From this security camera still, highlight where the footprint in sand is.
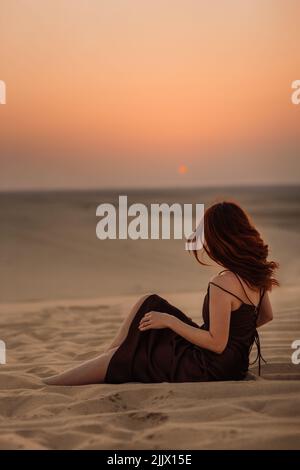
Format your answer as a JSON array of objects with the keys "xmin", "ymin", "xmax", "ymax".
[{"xmin": 126, "ymin": 411, "xmax": 168, "ymax": 428}]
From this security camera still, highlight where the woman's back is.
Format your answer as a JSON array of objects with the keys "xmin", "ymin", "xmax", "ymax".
[{"xmin": 209, "ymin": 270, "xmax": 262, "ymax": 311}]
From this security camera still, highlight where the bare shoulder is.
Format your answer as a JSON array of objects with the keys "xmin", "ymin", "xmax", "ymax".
[
  {"xmin": 208, "ymin": 272, "xmax": 239, "ymax": 305},
  {"xmin": 209, "ymin": 271, "xmax": 238, "ymax": 290},
  {"xmin": 209, "ymin": 272, "xmax": 235, "ymax": 310}
]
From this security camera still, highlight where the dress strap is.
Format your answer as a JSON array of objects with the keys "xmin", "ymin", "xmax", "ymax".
[
  {"xmin": 231, "ymin": 272, "xmax": 256, "ymax": 307},
  {"xmin": 217, "ymin": 269, "xmax": 267, "ymax": 376},
  {"xmin": 250, "ymin": 330, "xmax": 267, "ymax": 376},
  {"xmin": 256, "ymin": 288, "xmax": 266, "ymax": 313},
  {"xmin": 209, "ymin": 282, "xmax": 245, "ymax": 304},
  {"xmin": 217, "ymin": 269, "xmax": 260, "ymax": 309}
]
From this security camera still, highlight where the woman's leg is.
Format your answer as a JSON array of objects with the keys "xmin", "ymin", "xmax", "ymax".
[
  {"xmin": 105, "ymin": 294, "xmax": 154, "ymax": 352},
  {"xmin": 43, "ymin": 347, "xmax": 118, "ymax": 386},
  {"xmin": 43, "ymin": 294, "xmax": 156, "ymax": 386}
]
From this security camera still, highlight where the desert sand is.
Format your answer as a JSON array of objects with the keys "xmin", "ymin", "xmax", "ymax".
[
  {"xmin": 0, "ymin": 289, "xmax": 300, "ymax": 450},
  {"xmin": 0, "ymin": 187, "xmax": 299, "ymax": 449}
]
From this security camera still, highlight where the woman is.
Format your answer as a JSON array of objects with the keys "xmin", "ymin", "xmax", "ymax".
[{"xmin": 44, "ymin": 201, "xmax": 278, "ymax": 386}]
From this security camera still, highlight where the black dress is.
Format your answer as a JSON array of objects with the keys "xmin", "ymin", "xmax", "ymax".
[{"xmin": 104, "ymin": 273, "xmax": 265, "ymax": 383}]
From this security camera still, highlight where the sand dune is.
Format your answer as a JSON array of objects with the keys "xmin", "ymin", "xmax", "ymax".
[
  {"xmin": 0, "ymin": 188, "xmax": 299, "ymax": 449},
  {"xmin": 0, "ymin": 290, "xmax": 299, "ymax": 450}
]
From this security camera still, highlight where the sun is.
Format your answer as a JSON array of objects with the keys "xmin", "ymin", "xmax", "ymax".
[{"xmin": 177, "ymin": 164, "xmax": 188, "ymax": 175}]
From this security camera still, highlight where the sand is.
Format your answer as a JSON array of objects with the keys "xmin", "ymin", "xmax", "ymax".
[
  {"xmin": 0, "ymin": 187, "xmax": 299, "ymax": 449},
  {"xmin": 0, "ymin": 288, "xmax": 299, "ymax": 450}
]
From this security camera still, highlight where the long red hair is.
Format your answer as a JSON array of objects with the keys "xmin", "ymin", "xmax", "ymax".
[{"xmin": 193, "ymin": 201, "xmax": 279, "ymax": 291}]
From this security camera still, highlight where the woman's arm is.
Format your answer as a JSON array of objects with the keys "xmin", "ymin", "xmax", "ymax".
[
  {"xmin": 256, "ymin": 291, "xmax": 273, "ymax": 328},
  {"xmin": 166, "ymin": 314, "xmax": 229, "ymax": 354},
  {"xmin": 139, "ymin": 284, "xmax": 231, "ymax": 354}
]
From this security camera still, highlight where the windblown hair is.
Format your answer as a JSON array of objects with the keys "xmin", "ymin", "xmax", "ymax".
[{"xmin": 192, "ymin": 201, "xmax": 279, "ymax": 291}]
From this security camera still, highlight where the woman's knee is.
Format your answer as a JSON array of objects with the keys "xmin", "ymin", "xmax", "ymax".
[
  {"xmin": 138, "ymin": 293, "xmax": 157, "ymax": 303},
  {"xmin": 137, "ymin": 293, "xmax": 161, "ymax": 307}
]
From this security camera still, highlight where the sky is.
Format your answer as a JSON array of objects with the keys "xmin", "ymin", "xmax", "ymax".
[{"xmin": 0, "ymin": 0, "xmax": 299, "ymax": 190}]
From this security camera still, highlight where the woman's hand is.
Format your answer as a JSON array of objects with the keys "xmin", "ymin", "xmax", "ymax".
[{"xmin": 138, "ymin": 311, "xmax": 172, "ymax": 331}]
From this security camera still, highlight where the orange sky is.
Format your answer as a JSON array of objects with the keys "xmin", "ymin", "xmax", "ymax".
[{"xmin": 0, "ymin": 0, "xmax": 299, "ymax": 189}]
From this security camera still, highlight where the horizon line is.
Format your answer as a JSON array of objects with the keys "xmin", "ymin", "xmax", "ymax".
[{"xmin": 0, "ymin": 182, "xmax": 299, "ymax": 194}]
